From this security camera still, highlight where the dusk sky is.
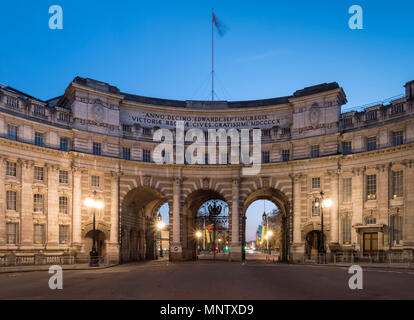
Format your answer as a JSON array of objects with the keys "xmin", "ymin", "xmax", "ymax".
[
  {"xmin": 0, "ymin": 0, "xmax": 413, "ymax": 109},
  {"xmin": 1, "ymin": 1, "xmax": 412, "ymax": 241}
]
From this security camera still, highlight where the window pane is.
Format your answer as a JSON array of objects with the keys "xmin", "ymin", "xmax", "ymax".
[
  {"xmin": 312, "ymin": 177, "xmax": 320, "ymax": 189},
  {"xmin": 33, "ymin": 194, "xmax": 44, "ymax": 213},
  {"xmin": 366, "ymin": 175, "xmax": 377, "ymax": 200},
  {"xmin": 342, "ymin": 218, "xmax": 351, "ymax": 244},
  {"xmin": 6, "ymin": 191, "xmax": 17, "ymax": 211},
  {"xmin": 392, "ymin": 171, "xmax": 403, "ymax": 198},
  {"xmin": 342, "ymin": 178, "xmax": 352, "ymax": 203}
]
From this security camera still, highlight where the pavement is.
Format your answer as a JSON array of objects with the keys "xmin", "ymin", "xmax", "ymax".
[{"xmin": 0, "ymin": 259, "xmax": 414, "ymax": 300}]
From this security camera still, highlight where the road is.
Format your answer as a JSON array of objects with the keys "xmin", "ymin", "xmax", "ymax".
[{"xmin": 0, "ymin": 260, "xmax": 413, "ymax": 300}]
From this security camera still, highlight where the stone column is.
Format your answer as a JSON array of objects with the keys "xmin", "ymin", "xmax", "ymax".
[
  {"xmin": 20, "ymin": 160, "xmax": 34, "ymax": 249},
  {"xmin": 170, "ymin": 177, "xmax": 182, "ymax": 261},
  {"xmin": 0, "ymin": 157, "xmax": 6, "ymax": 247},
  {"xmin": 107, "ymin": 171, "xmax": 120, "ymax": 263},
  {"xmin": 230, "ymin": 177, "xmax": 242, "ymax": 261},
  {"xmin": 404, "ymin": 161, "xmax": 414, "ymax": 245},
  {"xmin": 329, "ymin": 170, "xmax": 339, "ymax": 245},
  {"xmin": 46, "ymin": 165, "xmax": 59, "ymax": 249},
  {"xmin": 291, "ymin": 173, "xmax": 304, "ymax": 262},
  {"xmin": 72, "ymin": 167, "xmax": 82, "ymax": 248},
  {"xmin": 352, "ymin": 168, "xmax": 364, "ymax": 251},
  {"xmin": 377, "ymin": 164, "xmax": 389, "ymax": 225}
]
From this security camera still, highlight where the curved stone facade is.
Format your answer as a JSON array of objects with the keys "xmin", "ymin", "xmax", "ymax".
[{"xmin": 0, "ymin": 77, "xmax": 413, "ymax": 264}]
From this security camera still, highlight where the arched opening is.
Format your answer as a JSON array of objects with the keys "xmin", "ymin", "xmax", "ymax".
[
  {"xmin": 195, "ymin": 199, "xmax": 229, "ymax": 260},
  {"xmin": 242, "ymin": 188, "xmax": 291, "ymax": 262},
  {"xmin": 244, "ymin": 200, "xmax": 280, "ymax": 261},
  {"xmin": 121, "ymin": 186, "xmax": 169, "ymax": 263},
  {"xmin": 182, "ymin": 189, "xmax": 229, "ymax": 261},
  {"xmin": 84, "ymin": 230, "xmax": 106, "ymax": 259}
]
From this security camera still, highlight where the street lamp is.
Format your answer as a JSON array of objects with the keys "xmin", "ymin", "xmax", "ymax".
[
  {"xmin": 314, "ymin": 191, "xmax": 332, "ymax": 264},
  {"xmin": 156, "ymin": 213, "xmax": 165, "ymax": 258},
  {"xmin": 84, "ymin": 192, "xmax": 103, "ymax": 267}
]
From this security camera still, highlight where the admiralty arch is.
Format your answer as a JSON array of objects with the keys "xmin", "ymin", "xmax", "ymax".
[{"xmin": 0, "ymin": 77, "xmax": 413, "ymax": 264}]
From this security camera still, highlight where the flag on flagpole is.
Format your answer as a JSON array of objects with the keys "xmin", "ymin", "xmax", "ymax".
[{"xmin": 212, "ymin": 12, "xmax": 226, "ymax": 37}]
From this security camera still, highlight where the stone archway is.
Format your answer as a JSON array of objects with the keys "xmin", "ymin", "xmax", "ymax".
[
  {"xmin": 242, "ymin": 188, "xmax": 291, "ymax": 262},
  {"xmin": 181, "ymin": 189, "xmax": 230, "ymax": 261},
  {"xmin": 121, "ymin": 186, "xmax": 169, "ymax": 263}
]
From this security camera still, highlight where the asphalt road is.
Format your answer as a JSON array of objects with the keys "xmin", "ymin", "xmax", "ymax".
[{"xmin": 0, "ymin": 261, "xmax": 413, "ymax": 300}]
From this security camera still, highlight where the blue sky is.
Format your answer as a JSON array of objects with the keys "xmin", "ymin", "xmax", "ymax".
[
  {"xmin": 1, "ymin": 0, "xmax": 412, "ymax": 243},
  {"xmin": 0, "ymin": 0, "xmax": 413, "ymax": 108},
  {"xmin": 158, "ymin": 200, "xmax": 277, "ymax": 242}
]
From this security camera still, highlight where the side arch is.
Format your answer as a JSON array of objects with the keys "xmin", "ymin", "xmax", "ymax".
[{"xmin": 241, "ymin": 187, "xmax": 292, "ymax": 262}]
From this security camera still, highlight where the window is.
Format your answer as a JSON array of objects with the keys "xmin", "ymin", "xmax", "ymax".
[
  {"xmin": 205, "ymin": 153, "xmax": 209, "ymax": 165},
  {"xmin": 342, "ymin": 141, "xmax": 352, "ymax": 155},
  {"xmin": 6, "ymin": 96, "xmax": 19, "ymax": 108},
  {"xmin": 281, "ymin": 128, "xmax": 291, "ymax": 135},
  {"xmin": 122, "ymin": 147, "xmax": 131, "ymax": 160},
  {"xmin": 143, "ymin": 149, "xmax": 151, "ymax": 162},
  {"xmin": 7, "ymin": 125, "xmax": 18, "ymax": 140},
  {"xmin": 93, "ymin": 142, "xmax": 102, "ymax": 155},
  {"xmin": 34, "ymin": 166, "xmax": 44, "ymax": 181},
  {"xmin": 312, "ymin": 200, "xmax": 320, "ymax": 217},
  {"xmin": 391, "ymin": 104, "xmax": 404, "ymax": 115},
  {"xmin": 122, "ymin": 124, "xmax": 132, "ymax": 133},
  {"xmin": 367, "ymin": 136, "xmax": 377, "ymax": 151},
  {"xmin": 365, "ymin": 110, "xmax": 377, "ymax": 121},
  {"xmin": 6, "ymin": 190, "xmax": 16, "ymax": 211},
  {"xmin": 366, "ymin": 174, "xmax": 377, "ymax": 200},
  {"xmin": 142, "ymin": 128, "xmax": 152, "ymax": 136},
  {"xmin": 6, "ymin": 223, "xmax": 18, "ymax": 245},
  {"xmin": 33, "ymin": 224, "xmax": 45, "ymax": 244},
  {"xmin": 262, "ymin": 151, "xmax": 270, "ymax": 164},
  {"xmin": 91, "ymin": 175, "xmax": 100, "ymax": 187},
  {"xmin": 59, "ymin": 196, "xmax": 68, "ymax": 214},
  {"xmin": 34, "ymin": 132, "xmax": 44, "ymax": 146},
  {"xmin": 365, "ymin": 217, "xmax": 377, "ymax": 225},
  {"xmin": 392, "ymin": 171, "xmax": 403, "ymax": 199},
  {"xmin": 390, "ymin": 215, "xmax": 403, "ymax": 245},
  {"xmin": 262, "ymin": 129, "xmax": 271, "ymax": 137},
  {"xmin": 59, "ymin": 225, "xmax": 69, "ymax": 244},
  {"xmin": 59, "ymin": 170, "xmax": 69, "ymax": 184},
  {"xmin": 33, "ymin": 105, "xmax": 45, "ymax": 116},
  {"xmin": 310, "ymin": 145, "xmax": 320, "ymax": 158},
  {"xmin": 342, "ymin": 118, "xmax": 353, "ymax": 128},
  {"xmin": 58, "ymin": 112, "xmax": 70, "ymax": 122},
  {"xmin": 342, "ymin": 217, "xmax": 352, "ymax": 245},
  {"xmin": 342, "ymin": 178, "xmax": 352, "ymax": 203},
  {"xmin": 6, "ymin": 161, "xmax": 16, "ymax": 177},
  {"xmin": 392, "ymin": 131, "xmax": 404, "ymax": 146},
  {"xmin": 60, "ymin": 137, "xmax": 69, "ymax": 151},
  {"xmin": 312, "ymin": 177, "xmax": 320, "ymax": 190},
  {"xmin": 33, "ymin": 194, "xmax": 44, "ymax": 213},
  {"xmin": 282, "ymin": 149, "xmax": 290, "ymax": 162}
]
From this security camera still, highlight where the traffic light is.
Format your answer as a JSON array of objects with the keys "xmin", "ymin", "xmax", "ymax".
[{"xmin": 224, "ymin": 246, "xmax": 229, "ymax": 251}]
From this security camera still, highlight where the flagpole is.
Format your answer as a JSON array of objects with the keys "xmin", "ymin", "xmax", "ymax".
[{"xmin": 212, "ymin": 8, "xmax": 214, "ymax": 102}]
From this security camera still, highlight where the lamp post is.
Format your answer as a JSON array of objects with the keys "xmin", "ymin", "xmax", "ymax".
[
  {"xmin": 156, "ymin": 213, "xmax": 165, "ymax": 258},
  {"xmin": 196, "ymin": 231, "xmax": 202, "ymax": 255},
  {"xmin": 262, "ymin": 212, "xmax": 271, "ymax": 254},
  {"xmin": 84, "ymin": 192, "xmax": 103, "ymax": 267},
  {"xmin": 315, "ymin": 191, "xmax": 332, "ymax": 264}
]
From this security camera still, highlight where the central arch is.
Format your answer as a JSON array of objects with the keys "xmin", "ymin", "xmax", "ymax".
[
  {"xmin": 121, "ymin": 186, "xmax": 169, "ymax": 263},
  {"xmin": 182, "ymin": 189, "xmax": 230, "ymax": 261},
  {"xmin": 242, "ymin": 187, "xmax": 291, "ymax": 262}
]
